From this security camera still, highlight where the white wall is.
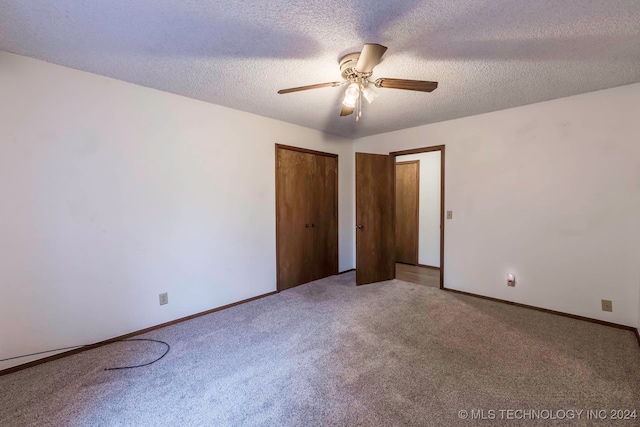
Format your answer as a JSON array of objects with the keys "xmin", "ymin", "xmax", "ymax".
[
  {"xmin": 355, "ymin": 84, "xmax": 640, "ymax": 327},
  {"xmin": 0, "ymin": 52, "xmax": 354, "ymax": 370},
  {"xmin": 396, "ymin": 152, "xmax": 441, "ymax": 267}
]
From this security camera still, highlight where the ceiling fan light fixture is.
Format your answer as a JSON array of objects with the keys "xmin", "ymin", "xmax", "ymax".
[
  {"xmin": 362, "ymin": 86, "xmax": 378, "ymax": 104},
  {"xmin": 342, "ymin": 83, "xmax": 360, "ymax": 107},
  {"xmin": 342, "ymin": 97, "xmax": 356, "ymax": 108}
]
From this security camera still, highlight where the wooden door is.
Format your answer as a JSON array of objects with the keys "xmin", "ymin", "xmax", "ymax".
[
  {"xmin": 310, "ymin": 154, "xmax": 339, "ymax": 281},
  {"xmin": 276, "ymin": 148, "xmax": 314, "ymax": 290},
  {"xmin": 395, "ymin": 161, "xmax": 419, "ymax": 265},
  {"xmin": 276, "ymin": 145, "xmax": 339, "ymax": 291},
  {"xmin": 355, "ymin": 153, "xmax": 396, "ymax": 285}
]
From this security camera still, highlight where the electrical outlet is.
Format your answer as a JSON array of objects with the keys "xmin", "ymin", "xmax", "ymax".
[
  {"xmin": 447, "ymin": 210, "xmax": 453, "ymax": 219},
  {"xmin": 159, "ymin": 292, "xmax": 168, "ymax": 306},
  {"xmin": 601, "ymin": 299, "xmax": 612, "ymax": 312}
]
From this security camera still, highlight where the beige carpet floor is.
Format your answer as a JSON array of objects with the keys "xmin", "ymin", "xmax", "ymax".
[{"xmin": 1, "ymin": 271, "xmax": 639, "ymax": 426}]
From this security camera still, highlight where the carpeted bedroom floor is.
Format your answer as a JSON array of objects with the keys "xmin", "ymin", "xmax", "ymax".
[{"xmin": 1, "ymin": 271, "xmax": 639, "ymax": 427}]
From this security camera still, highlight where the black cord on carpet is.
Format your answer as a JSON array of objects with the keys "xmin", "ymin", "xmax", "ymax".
[
  {"xmin": 0, "ymin": 338, "xmax": 170, "ymax": 371},
  {"xmin": 103, "ymin": 339, "xmax": 170, "ymax": 371}
]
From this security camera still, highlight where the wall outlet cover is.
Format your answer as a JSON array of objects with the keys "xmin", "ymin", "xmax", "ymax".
[
  {"xmin": 601, "ymin": 299, "xmax": 612, "ymax": 312},
  {"xmin": 159, "ymin": 292, "xmax": 169, "ymax": 306}
]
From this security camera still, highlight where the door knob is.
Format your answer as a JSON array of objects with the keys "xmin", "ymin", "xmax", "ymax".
[
  {"xmin": 311, "ymin": 223, "xmax": 316, "ymax": 228},
  {"xmin": 306, "ymin": 224, "xmax": 310, "ymax": 228},
  {"xmin": 356, "ymin": 225, "xmax": 364, "ymax": 230}
]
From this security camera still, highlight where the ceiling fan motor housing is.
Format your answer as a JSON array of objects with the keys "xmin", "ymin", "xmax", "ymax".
[{"xmin": 339, "ymin": 53, "xmax": 372, "ymax": 82}]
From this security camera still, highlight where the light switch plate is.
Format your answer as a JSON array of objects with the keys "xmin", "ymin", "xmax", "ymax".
[
  {"xmin": 601, "ymin": 299, "xmax": 612, "ymax": 312},
  {"xmin": 446, "ymin": 211, "xmax": 453, "ymax": 219}
]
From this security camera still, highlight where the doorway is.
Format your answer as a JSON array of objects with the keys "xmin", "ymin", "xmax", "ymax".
[
  {"xmin": 354, "ymin": 146, "xmax": 445, "ymax": 289},
  {"xmin": 392, "ymin": 146, "xmax": 444, "ymax": 288}
]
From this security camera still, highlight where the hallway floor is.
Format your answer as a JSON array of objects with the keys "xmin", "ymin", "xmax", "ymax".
[{"xmin": 395, "ymin": 262, "xmax": 440, "ymax": 288}]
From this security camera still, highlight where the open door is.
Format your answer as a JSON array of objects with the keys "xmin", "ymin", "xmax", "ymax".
[{"xmin": 355, "ymin": 153, "xmax": 396, "ymax": 285}]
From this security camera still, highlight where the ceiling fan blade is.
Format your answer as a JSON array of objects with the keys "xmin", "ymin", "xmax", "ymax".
[
  {"xmin": 355, "ymin": 44, "xmax": 388, "ymax": 74},
  {"xmin": 340, "ymin": 105, "xmax": 354, "ymax": 116},
  {"xmin": 277, "ymin": 82, "xmax": 342, "ymax": 94},
  {"xmin": 374, "ymin": 78, "xmax": 438, "ymax": 92}
]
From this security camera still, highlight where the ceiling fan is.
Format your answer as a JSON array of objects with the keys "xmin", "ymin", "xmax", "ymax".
[{"xmin": 277, "ymin": 44, "xmax": 438, "ymax": 122}]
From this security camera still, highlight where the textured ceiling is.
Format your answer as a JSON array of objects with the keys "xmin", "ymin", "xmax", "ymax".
[{"xmin": 1, "ymin": 1, "xmax": 639, "ymax": 138}]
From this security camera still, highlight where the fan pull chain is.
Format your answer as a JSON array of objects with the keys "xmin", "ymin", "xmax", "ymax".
[
  {"xmin": 359, "ymin": 81, "xmax": 363, "ymax": 118},
  {"xmin": 359, "ymin": 80, "xmax": 364, "ymax": 117},
  {"xmin": 356, "ymin": 81, "xmax": 362, "ymax": 122}
]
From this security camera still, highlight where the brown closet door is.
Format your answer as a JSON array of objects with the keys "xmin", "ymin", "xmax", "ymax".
[
  {"xmin": 310, "ymin": 155, "xmax": 338, "ymax": 281},
  {"xmin": 395, "ymin": 161, "xmax": 419, "ymax": 265},
  {"xmin": 276, "ymin": 145, "xmax": 339, "ymax": 291},
  {"xmin": 276, "ymin": 148, "xmax": 314, "ymax": 290}
]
